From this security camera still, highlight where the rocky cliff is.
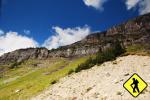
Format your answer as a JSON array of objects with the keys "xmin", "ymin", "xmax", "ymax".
[
  {"xmin": 48, "ymin": 12, "xmax": 150, "ymax": 57},
  {"xmin": 0, "ymin": 13, "xmax": 150, "ymax": 65},
  {"xmin": 0, "ymin": 48, "xmax": 49, "ymax": 64}
]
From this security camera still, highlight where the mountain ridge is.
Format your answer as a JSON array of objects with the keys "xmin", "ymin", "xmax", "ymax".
[{"xmin": 0, "ymin": 12, "xmax": 150, "ymax": 65}]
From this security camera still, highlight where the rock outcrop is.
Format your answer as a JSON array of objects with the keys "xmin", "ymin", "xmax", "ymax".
[
  {"xmin": 0, "ymin": 48, "xmax": 49, "ymax": 64},
  {"xmin": 48, "ymin": 13, "xmax": 150, "ymax": 57},
  {"xmin": 0, "ymin": 13, "xmax": 150, "ymax": 64}
]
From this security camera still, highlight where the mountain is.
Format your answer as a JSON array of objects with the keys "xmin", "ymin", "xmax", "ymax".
[
  {"xmin": 0, "ymin": 13, "xmax": 150, "ymax": 100},
  {"xmin": 0, "ymin": 13, "xmax": 150, "ymax": 65}
]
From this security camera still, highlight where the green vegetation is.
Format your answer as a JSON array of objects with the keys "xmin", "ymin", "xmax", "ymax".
[
  {"xmin": 67, "ymin": 69, "xmax": 75, "ymax": 75},
  {"xmin": 126, "ymin": 44, "xmax": 150, "ymax": 56},
  {"xmin": 75, "ymin": 43, "xmax": 150, "ymax": 73},
  {"xmin": 50, "ymin": 80, "xmax": 58, "ymax": 84},
  {"xmin": 127, "ymin": 44, "xmax": 145, "ymax": 52},
  {"xmin": 1, "ymin": 42, "xmax": 149, "ymax": 100},
  {"xmin": 75, "ymin": 42, "xmax": 125, "ymax": 72},
  {"xmin": 0, "ymin": 57, "xmax": 88, "ymax": 100},
  {"xmin": 9, "ymin": 61, "xmax": 22, "ymax": 69}
]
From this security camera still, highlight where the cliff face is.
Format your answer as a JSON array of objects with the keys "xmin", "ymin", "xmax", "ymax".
[
  {"xmin": 0, "ymin": 13, "xmax": 150, "ymax": 64},
  {"xmin": 48, "ymin": 13, "xmax": 150, "ymax": 57},
  {"xmin": 0, "ymin": 48, "xmax": 49, "ymax": 64}
]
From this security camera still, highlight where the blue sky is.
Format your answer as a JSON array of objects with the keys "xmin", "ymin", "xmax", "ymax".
[{"xmin": 0, "ymin": 0, "xmax": 150, "ymax": 55}]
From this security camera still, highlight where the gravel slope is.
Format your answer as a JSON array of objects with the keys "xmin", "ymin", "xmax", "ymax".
[{"xmin": 32, "ymin": 55, "xmax": 150, "ymax": 100}]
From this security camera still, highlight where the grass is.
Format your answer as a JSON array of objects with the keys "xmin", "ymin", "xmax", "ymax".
[
  {"xmin": 0, "ymin": 43, "xmax": 149, "ymax": 100},
  {"xmin": 0, "ymin": 56, "xmax": 88, "ymax": 100},
  {"xmin": 125, "ymin": 44, "xmax": 150, "ymax": 56}
]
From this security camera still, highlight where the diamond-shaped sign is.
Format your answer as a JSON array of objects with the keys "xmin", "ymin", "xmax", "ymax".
[{"xmin": 123, "ymin": 73, "xmax": 148, "ymax": 97}]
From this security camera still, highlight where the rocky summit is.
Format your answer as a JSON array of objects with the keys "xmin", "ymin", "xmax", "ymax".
[{"xmin": 0, "ymin": 13, "xmax": 150, "ymax": 65}]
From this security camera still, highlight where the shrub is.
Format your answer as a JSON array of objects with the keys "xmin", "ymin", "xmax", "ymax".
[
  {"xmin": 68, "ymin": 69, "xmax": 74, "ymax": 75},
  {"xmin": 9, "ymin": 61, "xmax": 22, "ymax": 69},
  {"xmin": 100, "ymin": 48, "xmax": 116, "ymax": 61},
  {"xmin": 75, "ymin": 41, "xmax": 125, "ymax": 72},
  {"xmin": 75, "ymin": 57, "xmax": 94, "ymax": 72},
  {"xmin": 51, "ymin": 80, "xmax": 57, "ymax": 84},
  {"xmin": 113, "ymin": 40, "xmax": 125, "ymax": 56}
]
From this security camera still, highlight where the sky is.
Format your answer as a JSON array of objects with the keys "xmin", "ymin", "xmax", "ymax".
[{"xmin": 0, "ymin": 0, "xmax": 150, "ymax": 55}]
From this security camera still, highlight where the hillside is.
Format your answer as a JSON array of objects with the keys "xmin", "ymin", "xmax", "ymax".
[
  {"xmin": 0, "ymin": 56, "xmax": 91, "ymax": 99},
  {"xmin": 32, "ymin": 55, "xmax": 150, "ymax": 100},
  {"xmin": 0, "ymin": 13, "xmax": 150, "ymax": 99}
]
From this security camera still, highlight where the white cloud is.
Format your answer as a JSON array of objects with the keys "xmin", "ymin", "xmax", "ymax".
[
  {"xmin": 43, "ymin": 26, "xmax": 91, "ymax": 49},
  {"xmin": 125, "ymin": 0, "xmax": 150, "ymax": 15},
  {"xmin": 125, "ymin": 0, "xmax": 140, "ymax": 10},
  {"xmin": 138, "ymin": 0, "xmax": 150, "ymax": 14},
  {"xmin": 0, "ymin": 31, "xmax": 38, "ymax": 56},
  {"xmin": 83, "ymin": 0, "xmax": 107, "ymax": 10}
]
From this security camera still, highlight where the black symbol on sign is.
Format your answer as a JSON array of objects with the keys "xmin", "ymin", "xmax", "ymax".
[{"xmin": 130, "ymin": 78, "xmax": 140, "ymax": 93}]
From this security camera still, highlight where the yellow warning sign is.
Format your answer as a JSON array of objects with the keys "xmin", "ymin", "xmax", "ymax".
[{"xmin": 123, "ymin": 73, "xmax": 148, "ymax": 97}]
